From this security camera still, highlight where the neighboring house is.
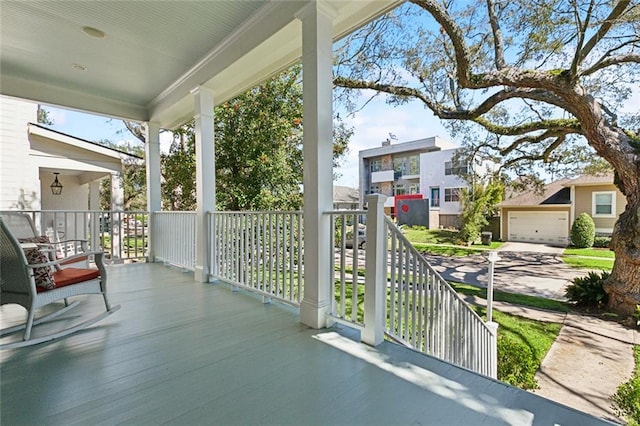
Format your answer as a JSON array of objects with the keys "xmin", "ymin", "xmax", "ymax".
[
  {"xmin": 333, "ymin": 185, "xmax": 359, "ymax": 210},
  {"xmin": 0, "ymin": 96, "xmax": 140, "ymax": 236},
  {"xmin": 499, "ymin": 174, "xmax": 625, "ymax": 246},
  {"xmin": 358, "ymin": 136, "xmax": 494, "ymax": 228}
]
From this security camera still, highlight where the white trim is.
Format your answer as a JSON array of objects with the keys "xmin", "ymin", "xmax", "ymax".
[
  {"xmin": 569, "ymin": 185, "xmax": 575, "ymax": 226},
  {"xmin": 595, "ymin": 228, "xmax": 614, "ymax": 235},
  {"xmin": 592, "ymin": 191, "xmax": 616, "ymax": 218}
]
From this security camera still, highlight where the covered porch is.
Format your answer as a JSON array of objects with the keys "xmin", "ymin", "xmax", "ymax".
[{"xmin": 0, "ymin": 262, "xmax": 604, "ymax": 425}]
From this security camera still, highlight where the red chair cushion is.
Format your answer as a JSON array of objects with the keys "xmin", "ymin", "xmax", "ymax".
[{"xmin": 36, "ymin": 268, "xmax": 101, "ymax": 293}]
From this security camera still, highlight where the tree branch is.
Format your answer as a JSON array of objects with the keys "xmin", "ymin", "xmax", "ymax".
[
  {"xmin": 486, "ymin": 0, "xmax": 506, "ymax": 70},
  {"xmin": 578, "ymin": 0, "xmax": 632, "ymax": 64},
  {"xmin": 569, "ymin": 0, "xmax": 594, "ymax": 78},
  {"xmin": 409, "ymin": 0, "xmax": 473, "ymax": 86},
  {"xmin": 581, "ymin": 53, "xmax": 640, "ymax": 76}
]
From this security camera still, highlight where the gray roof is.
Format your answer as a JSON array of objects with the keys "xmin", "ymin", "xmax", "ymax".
[{"xmin": 333, "ymin": 186, "xmax": 359, "ymax": 203}]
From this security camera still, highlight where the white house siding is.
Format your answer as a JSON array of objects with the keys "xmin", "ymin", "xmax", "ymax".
[
  {"xmin": 419, "ymin": 148, "xmax": 466, "ymax": 216},
  {"xmin": 0, "ymin": 96, "xmax": 40, "ymax": 210}
]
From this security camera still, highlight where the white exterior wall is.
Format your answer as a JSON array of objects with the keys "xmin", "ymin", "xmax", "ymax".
[
  {"xmin": 0, "ymin": 96, "xmax": 40, "ymax": 210},
  {"xmin": 419, "ymin": 148, "xmax": 466, "ymax": 215}
]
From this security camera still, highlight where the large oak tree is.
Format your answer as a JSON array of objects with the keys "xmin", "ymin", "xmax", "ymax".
[{"xmin": 335, "ymin": 0, "xmax": 640, "ymax": 314}]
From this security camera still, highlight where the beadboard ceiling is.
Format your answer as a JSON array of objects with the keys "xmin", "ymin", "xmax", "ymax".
[{"xmin": 0, "ymin": 0, "xmax": 399, "ymax": 129}]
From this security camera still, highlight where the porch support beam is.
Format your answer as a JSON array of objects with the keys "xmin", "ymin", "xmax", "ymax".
[
  {"xmin": 298, "ymin": 2, "xmax": 336, "ymax": 329},
  {"xmin": 192, "ymin": 86, "xmax": 215, "ymax": 282},
  {"xmin": 110, "ymin": 172, "xmax": 124, "ymax": 261},
  {"xmin": 145, "ymin": 121, "xmax": 162, "ymax": 262}
]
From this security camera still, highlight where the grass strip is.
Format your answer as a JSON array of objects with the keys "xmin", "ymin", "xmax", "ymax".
[
  {"xmin": 564, "ymin": 247, "xmax": 615, "ymax": 258},
  {"xmin": 449, "ymin": 282, "xmax": 570, "ymax": 313},
  {"xmin": 562, "ymin": 256, "xmax": 614, "ymax": 271}
]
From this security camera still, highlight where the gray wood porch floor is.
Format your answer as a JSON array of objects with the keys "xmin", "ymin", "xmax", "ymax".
[{"xmin": 1, "ymin": 263, "xmax": 611, "ymax": 425}]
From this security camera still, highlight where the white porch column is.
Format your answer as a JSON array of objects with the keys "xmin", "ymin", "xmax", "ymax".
[
  {"xmin": 88, "ymin": 180, "xmax": 100, "ymax": 252},
  {"xmin": 298, "ymin": 2, "xmax": 335, "ymax": 329},
  {"xmin": 145, "ymin": 121, "xmax": 162, "ymax": 262},
  {"xmin": 192, "ymin": 86, "xmax": 215, "ymax": 282},
  {"xmin": 111, "ymin": 172, "xmax": 124, "ymax": 261},
  {"xmin": 363, "ymin": 194, "xmax": 387, "ymax": 346}
]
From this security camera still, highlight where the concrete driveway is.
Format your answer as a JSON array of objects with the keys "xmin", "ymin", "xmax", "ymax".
[{"xmin": 423, "ymin": 242, "xmax": 584, "ymax": 300}]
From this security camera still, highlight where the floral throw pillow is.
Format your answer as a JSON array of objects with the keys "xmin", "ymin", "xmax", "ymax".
[{"xmin": 23, "ymin": 248, "xmax": 55, "ymax": 290}]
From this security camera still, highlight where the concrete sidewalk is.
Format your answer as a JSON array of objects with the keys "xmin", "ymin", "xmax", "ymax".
[{"xmin": 468, "ymin": 297, "xmax": 638, "ymax": 423}]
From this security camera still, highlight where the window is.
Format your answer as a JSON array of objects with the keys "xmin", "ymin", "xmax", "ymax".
[
  {"xmin": 444, "ymin": 187, "xmax": 462, "ymax": 202},
  {"xmin": 408, "ymin": 155, "xmax": 419, "ymax": 175},
  {"xmin": 394, "ymin": 184, "xmax": 406, "ymax": 196},
  {"xmin": 370, "ymin": 159, "xmax": 382, "ymax": 173},
  {"xmin": 430, "ymin": 187, "xmax": 440, "ymax": 207},
  {"xmin": 369, "ymin": 183, "xmax": 381, "ymax": 194},
  {"xmin": 393, "ymin": 157, "xmax": 406, "ymax": 177},
  {"xmin": 592, "ymin": 191, "xmax": 616, "ymax": 217},
  {"xmin": 409, "ymin": 183, "xmax": 420, "ymax": 194},
  {"xmin": 444, "ymin": 160, "xmax": 469, "ymax": 176}
]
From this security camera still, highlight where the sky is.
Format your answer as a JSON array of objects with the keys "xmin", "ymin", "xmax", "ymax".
[
  {"xmin": 43, "ymin": 85, "xmax": 640, "ymax": 189},
  {"xmin": 45, "ymin": 93, "xmax": 451, "ymax": 189}
]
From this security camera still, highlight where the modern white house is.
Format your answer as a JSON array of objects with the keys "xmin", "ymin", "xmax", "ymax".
[
  {"xmin": 359, "ymin": 136, "xmax": 494, "ymax": 228},
  {"xmin": 0, "ymin": 2, "xmax": 607, "ymax": 424}
]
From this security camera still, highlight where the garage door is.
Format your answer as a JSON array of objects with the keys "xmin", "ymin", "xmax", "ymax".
[{"xmin": 508, "ymin": 211, "xmax": 568, "ymax": 245}]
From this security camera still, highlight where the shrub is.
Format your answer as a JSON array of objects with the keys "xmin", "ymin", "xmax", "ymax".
[
  {"xmin": 565, "ymin": 271, "xmax": 610, "ymax": 307},
  {"xmin": 570, "ymin": 213, "xmax": 596, "ymax": 248},
  {"xmin": 497, "ymin": 334, "xmax": 538, "ymax": 390},
  {"xmin": 611, "ymin": 346, "xmax": 640, "ymax": 425},
  {"xmin": 593, "ymin": 236, "xmax": 612, "ymax": 248}
]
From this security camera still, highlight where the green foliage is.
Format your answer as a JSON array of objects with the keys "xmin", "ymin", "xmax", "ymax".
[
  {"xmin": 565, "ymin": 271, "xmax": 610, "ymax": 307},
  {"xmin": 611, "ymin": 346, "xmax": 640, "ymax": 425},
  {"xmin": 458, "ymin": 180, "xmax": 504, "ymax": 245},
  {"xmin": 37, "ymin": 106, "xmax": 54, "ymax": 125},
  {"xmin": 593, "ymin": 236, "xmax": 612, "ymax": 248},
  {"xmin": 158, "ymin": 65, "xmax": 351, "ymax": 211},
  {"xmin": 570, "ymin": 213, "xmax": 596, "ymax": 248},
  {"xmin": 497, "ymin": 334, "xmax": 539, "ymax": 390},
  {"xmin": 97, "ymin": 140, "xmax": 147, "ymax": 211}
]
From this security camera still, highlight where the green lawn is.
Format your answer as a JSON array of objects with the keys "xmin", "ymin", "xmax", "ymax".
[
  {"xmin": 402, "ymin": 227, "xmax": 503, "ymax": 256},
  {"xmin": 562, "ymin": 246, "xmax": 615, "ymax": 271},
  {"xmin": 564, "ymin": 247, "xmax": 615, "ymax": 258},
  {"xmin": 450, "ymin": 282, "xmax": 570, "ymax": 312},
  {"xmin": 562, "ymin": 256, "xmax": 614, "ymax": 271}
]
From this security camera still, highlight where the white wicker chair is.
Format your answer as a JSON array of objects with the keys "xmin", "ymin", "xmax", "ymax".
[{"xmin": 0, "ymin": 219, "xmax": 120, "ymax": 349}]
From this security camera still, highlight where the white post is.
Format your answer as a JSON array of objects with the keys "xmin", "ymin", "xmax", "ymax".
[
  {"xmin": 486, "ymin": 250, "xmax": 500, "ymax": 379},
  {"xmin": 145, "ymin": 121, "xmax": 162, "ymax": 262},
  {"xmin": 486, "ymin": 250, "xmax": 500, "ymax": 322},
  {"xmin": 363, "ymin": 194, "xmax": 387, "ymax": 346},
  {"xmin": 192, "ymin": 86, "xmax": 216, "ymax": 282},
  {"xmin": 298, "ymin": 2, "xmax": 336, "ymax": 329},
  {"xmin": 88, "ymin": 180, "xmax": 100, "ymax": 252},
  {"xmin": 110, "ymin": 172, "xmax": 124, "ymax": 261}
]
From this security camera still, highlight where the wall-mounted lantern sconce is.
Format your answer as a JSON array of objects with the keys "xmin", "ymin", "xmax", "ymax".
[{"xmin": 50, "ymin": 172, "xmax": 63, "ymax": 195}]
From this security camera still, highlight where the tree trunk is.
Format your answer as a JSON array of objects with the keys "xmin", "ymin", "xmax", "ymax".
[{"xmin": 605, "ymin": 195, "xmax": 640, "ymax": 315}]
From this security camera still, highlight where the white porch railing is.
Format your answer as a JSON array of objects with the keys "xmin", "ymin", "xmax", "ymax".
[
  {"xmin": 209, "ymin": 211, "xmax": 304, "ymax": 306},
  {"xmin": 326, "ymin": 195, "xmax": 498, "ymax": 378},
  {"xmin": 154, "ymin": 211, "xmax": 196, "ymax": 270},
  {"xmin": 4, "ymin": 210, "xmax": 149, "ymax": 261},
  {"xmin": 326, "ymin": 209, "xmax": 367, "ymax": 330}
]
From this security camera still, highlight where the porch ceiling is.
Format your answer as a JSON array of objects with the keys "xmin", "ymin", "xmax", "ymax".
[{"xmin": 0, "ymin": 0, "xmax": 399, "ymax": 129}]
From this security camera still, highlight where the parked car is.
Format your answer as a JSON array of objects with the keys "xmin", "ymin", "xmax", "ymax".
[{"xmin": 345, "ymin": 225, "xmax": 366, "ymax": 249}]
